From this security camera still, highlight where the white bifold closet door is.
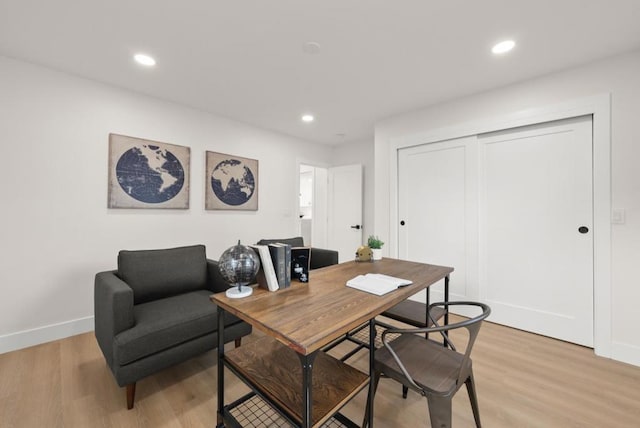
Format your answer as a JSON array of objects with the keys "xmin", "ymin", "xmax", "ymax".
[{"xmin": 398, "ymin": 115, "xmax": 594, "ymax": 347}]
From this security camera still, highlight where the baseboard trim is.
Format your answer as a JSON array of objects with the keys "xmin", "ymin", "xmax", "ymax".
[
  {"xmin": 0, "ymin": 316, "xmax": 94, "ymax": 355},
  {"xmin": 409, "ymin": 294, "xmax": 639, "ymax": 368},
  {"xmin": 2, "ymin": 316, "xmax": 639, "ymax": 367},
  {"xmin": 611, "ymin": 341, "xmax": 640, "ymax": 367}
]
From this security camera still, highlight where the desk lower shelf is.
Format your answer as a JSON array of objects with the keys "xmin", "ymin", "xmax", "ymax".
[{"xmin": 225, "ymin": 336, "xmax": 368, "ymax": 428}]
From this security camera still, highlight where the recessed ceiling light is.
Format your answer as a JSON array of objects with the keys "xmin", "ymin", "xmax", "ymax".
[
  {"xmin": 134, "ymin": 53, "xmax": 156, "ymax": 66},
  {"xmin": 301, "ymin": 114, "xmax": 314, "ymax": 123},
  {"xmin": 492, "ymin": 40, "xmax": 515, "ymax": 55},
  {"xmin": 302, "ymin": 42, "xmax": 321, "ymax": 55}
]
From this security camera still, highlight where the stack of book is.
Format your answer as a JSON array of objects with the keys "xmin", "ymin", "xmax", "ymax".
[
  {"xmin": 249, "ymin": 245, "xmax": 279, "ymax": 291},
  {"xmin": 250, "ymin": 243, "xmax": 311, "ymax": 291},
  {"xmin": 250, "ymin": 243, "xmax": 312, "ymax": 291},
  {"xmin": 268, "ymin": 243, "xmax": 291, "ymax": 289},
  {"xmin": 291, "ymin": 247, "xmax": 311, "ymax": 283}
]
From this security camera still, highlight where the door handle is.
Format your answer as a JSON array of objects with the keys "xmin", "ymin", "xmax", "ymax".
[
  {"xmin": 578, "ymin": 226, "xmax": 589, "ymax": 234},
  {"xmin": 350, "ymin": 225, "xmax": 361, "ymax": 230}
]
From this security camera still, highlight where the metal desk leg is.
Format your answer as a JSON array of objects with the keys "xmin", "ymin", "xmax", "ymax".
[
  {"xmin": 443, "ymin": 275, "xmax": 450, "ymax": 348},
  {"xmin": 368, "ymin": 318, "xmax": 376, "ymax": 427},
  {"xmin": 425, "ymin": 285, "xmax": 431, "ymax": 340},
  {"xmin": 298, "ymin": 351, "xmax": 318, "ymax": 428},
  {"xmin": 444, "ymin": 275, "xmax": 450, "ymax": 326},
  {"xmin": 217, "ymin": 308, "xmax": 225, "ymax": 428}
]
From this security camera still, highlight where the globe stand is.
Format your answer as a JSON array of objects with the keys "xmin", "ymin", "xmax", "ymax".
[
  {"xmin": 226, "ymin": 284, "xmax": 253, "ymax": 299},
  {"xmin": 219, "ymin": 240, "xmax": 260, "ymax": 299}
]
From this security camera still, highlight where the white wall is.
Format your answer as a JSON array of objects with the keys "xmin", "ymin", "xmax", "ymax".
[
  {"xmin": 0, "ymin": 56, "xmax": 332, "ymax": 352},
  {"xmin": 331, "ymin": 138, "xmax": 375, "ymax": 244},
  {"xmin": 374, "ymin": 49, "xmax": 640, "ymax": 366}
]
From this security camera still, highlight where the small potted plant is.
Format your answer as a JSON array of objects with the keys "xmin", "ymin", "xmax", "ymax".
[{"xmin": 367, "ymin": 235, "xmax": 384, "ymax": 261}]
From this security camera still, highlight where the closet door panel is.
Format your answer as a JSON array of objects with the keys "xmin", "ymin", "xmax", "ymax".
[{"xmin": 398, "ymin": 137, "xmax": 477, "ymax": 301}]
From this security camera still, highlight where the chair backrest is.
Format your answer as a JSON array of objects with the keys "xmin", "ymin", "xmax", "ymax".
[
  {"xmin": 118, "ymin": 244, "xmax": 208, "ymax": 304},
  {"xmin": 445, "ymin": 302, "xmax": 490, "ymax": 387},
  {"xmin": 382, "ymin": 301, "xmax": 491, "ymax": 392}
]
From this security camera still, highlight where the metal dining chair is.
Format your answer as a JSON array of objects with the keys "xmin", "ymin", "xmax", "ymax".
[{"xmin": 365, "ymin": 301, "xmax": 491, "ymax": 428}]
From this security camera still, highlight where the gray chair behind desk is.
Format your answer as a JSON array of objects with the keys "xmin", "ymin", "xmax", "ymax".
[
  {"xmin": 256, "ymin": 237, "xmax": 338, "ymax": 269},
  {"xmin": 381, "ymin": 300, "xmax": 446, "ymax": 329}
]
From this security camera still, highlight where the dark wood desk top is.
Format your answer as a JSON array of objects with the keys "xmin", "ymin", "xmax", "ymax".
[{"xmin": 211, "ymin": 258, "xmax": 453, "ymax": 355}]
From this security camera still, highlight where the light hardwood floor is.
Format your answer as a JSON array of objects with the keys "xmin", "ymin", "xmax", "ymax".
[{"xmin": 1, "ymin": 318, "xmax": 639, "ymax": 427}]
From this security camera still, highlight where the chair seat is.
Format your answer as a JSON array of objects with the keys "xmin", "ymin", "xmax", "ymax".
[
  {"xmin": 381, "ymin": 300, "xmax": 446, "ymax": 327},
  {"xmin": 375, "ymin": 334, "xmax": 468, "ymax": 395},
  {"xmin": 114, "ymin": 290, "xmax": 242, "ymax": 365},
  {"xmin": 365, "ymin": 302, "xmax": 490, "ymax": 428}
]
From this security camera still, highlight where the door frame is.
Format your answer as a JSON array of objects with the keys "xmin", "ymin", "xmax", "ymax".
[
  {"xmin": 296, "ymin": 160, "xmax": 330, "ymax": 248},
  {"xmin": 388, "ymin": 93, "xmax": 611, "ymax": 358}
]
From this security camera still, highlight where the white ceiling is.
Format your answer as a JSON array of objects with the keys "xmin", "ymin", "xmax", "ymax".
[{"xmin": 2, "ymin": 0, "xmax": 640, "ymax": 145}]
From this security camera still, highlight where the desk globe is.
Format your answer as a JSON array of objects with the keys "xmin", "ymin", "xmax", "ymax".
[{"xmin": 218, "ymin": 241, "xmax": 260, "ymax": 298}]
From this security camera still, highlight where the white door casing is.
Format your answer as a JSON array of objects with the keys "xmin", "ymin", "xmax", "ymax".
[
  {"xmin": 311, "ymin": 167, "xmax": 328, "ymax": 249},
  {"xmin": 297, "ymin": 164, "xmax": 329, "ymax": 249},
  {"xmin": 328, "ymin": 164, "xmax": 363, "ymax": 263}
]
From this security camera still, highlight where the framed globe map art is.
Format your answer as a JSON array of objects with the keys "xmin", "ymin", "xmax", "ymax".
[
  {"xmin": 206, "ymin": 151, "xmax": 258, "ymax": 211},
  {"xmin": 108, "ymin": 134, "xmax": 190, "ymax": 209}
]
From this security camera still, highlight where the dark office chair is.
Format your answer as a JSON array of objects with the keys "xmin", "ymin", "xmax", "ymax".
[
  {"xmin": 378, "ymin": 296, "xmax": 448, "ymax": 399},
  {"xmin": 256, "ymin": 237, "xmax": 338, "ymax": 269},
  {"xmin": 365, "ymin": 301, "xmax": 491, "ymax": 428}
]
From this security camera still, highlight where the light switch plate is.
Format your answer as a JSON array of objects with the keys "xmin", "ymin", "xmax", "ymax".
[{"xmin": 612, "ymin": 208, "xmax": 625, "ymax": 224}]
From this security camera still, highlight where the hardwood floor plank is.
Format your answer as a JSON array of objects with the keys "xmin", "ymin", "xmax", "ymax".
[
  {"xmin": 0, "ymin": 341, "xmax": 63, "ymax": 428},
  {"xmin": 1, "ymin": 318, "xmax": 639, "ymax": 427}
]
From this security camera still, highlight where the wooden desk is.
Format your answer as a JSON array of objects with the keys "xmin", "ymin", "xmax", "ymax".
[{"xmin": 212, "ymin": 258, "xmax": 453, "ymax": 428}]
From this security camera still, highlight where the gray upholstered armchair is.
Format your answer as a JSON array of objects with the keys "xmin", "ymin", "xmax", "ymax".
[
  {"xmin": 94, "ymin": 244, "xmax": 252, "ymax": 409},
  {"xmin": 256, "ymin": 236, "xmax": 338, "ymax": 269}
]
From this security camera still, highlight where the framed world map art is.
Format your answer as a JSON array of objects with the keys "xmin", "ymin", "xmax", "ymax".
[
  {"xmin": 108, "ymin": 134, "xmax": 190, "ymax": 209},
  {"xmin": 205, "ymin": 151, "xmax": 258, "ymax": 210}
]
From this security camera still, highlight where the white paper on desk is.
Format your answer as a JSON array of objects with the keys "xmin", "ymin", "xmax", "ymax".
[{"xmin": 346, "ymin": 273, "xmax": 413, "ymax": 296}]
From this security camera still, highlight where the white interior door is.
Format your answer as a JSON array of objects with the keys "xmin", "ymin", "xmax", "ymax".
[
  {"xmin": 479, "ymin": 116, "xmax": 593, "ymax": 346},
  {"xmin": 328, "ymin": 164, "xmax": 363, "ymax": 263},
  {"xmin": 398, "ymin": 137, "xmax": 478, "ymax": 302}
]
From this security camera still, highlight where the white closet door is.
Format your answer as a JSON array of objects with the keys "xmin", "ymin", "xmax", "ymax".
[
  {"xmin": 398, "ymin": 136, "xmax": 478, "ymax": 301},
  {"xmin": 479, "ymin": 115, "xmax": 593, "ymax": 346}
]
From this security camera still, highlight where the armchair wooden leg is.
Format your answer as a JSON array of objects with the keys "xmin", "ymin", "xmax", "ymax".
[
  {"xmin": 234, "ymin": 338, "xmax": 242, "ymax": 348},
  {"xmin": 126, "ymin": 383, "xmax": 136, "ymax": 410}
]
